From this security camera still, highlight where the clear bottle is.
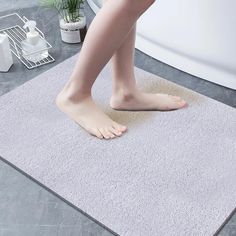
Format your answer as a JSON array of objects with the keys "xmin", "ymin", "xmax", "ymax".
[{"xmin": 20, "ymin": 20, "xmax": 48, "ymax": 63}]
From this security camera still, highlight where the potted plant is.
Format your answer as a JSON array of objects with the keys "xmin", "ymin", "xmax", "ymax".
[{"xmin": 39, "ymin": 0, "xmax": 87, "ymax": 43}]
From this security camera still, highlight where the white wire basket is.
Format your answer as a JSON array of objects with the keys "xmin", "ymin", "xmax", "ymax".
[{"xmin": 0, "ymin": 13, "xmax": 55, "ymax": 69}]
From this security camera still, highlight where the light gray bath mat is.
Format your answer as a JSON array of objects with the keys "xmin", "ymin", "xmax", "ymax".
[{"xmin": 0, "ymin": 52, "xmax": 236, "ymax": 236}]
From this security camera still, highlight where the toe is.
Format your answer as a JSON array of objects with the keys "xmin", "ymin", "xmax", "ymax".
[
  {"xmin": 171, "ymin": 96, "xmax": 186, "ymax": 106},
  {"xmin": 94, "ymin": 128, "xmax": 104, "ymax": 139},
  {"xmin": 89, "ymin": 128, "xmax": 103, "ymax": 139},
  {"xmin": 105, "ymin": 127, "xmax": 116, "ymax": 138},
  {"xmin": 120, "ymin": 125, "xmax": 127, "ymax": 132},
  {"xmin": 179, "ymin": 100, "xmax": 187, "ymax": 106},
  {"xmin": 172, "ymin": 95, "xmax": 182, "ymax": 101},
  {"xmin": 99, "ymin": 128, "xmax": 111, "ymax": 139},
  {"xmin": 98, "ymin": 128, "xmax": 107, "ymax": 139},
  {"xmin": 108, "ymin": 126, "xmax": 122, "ymax": 136},
  {"xmin": 177, "ymin": 100, "xmax": 187, "ymax": 108},
  {"xmin": 112, "ymin": 122, "xmax": 127, "ymax": 132}
]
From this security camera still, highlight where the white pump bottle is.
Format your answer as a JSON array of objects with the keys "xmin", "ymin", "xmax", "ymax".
[
  {"xmin": 23, "ymin": 21, "xmax": 39, "ymax": 45},
  {"xmin": 21, "ymin": 20, "xmax": 48, "ymax": 63}
]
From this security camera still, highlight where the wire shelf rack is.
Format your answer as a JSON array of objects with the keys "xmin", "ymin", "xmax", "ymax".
[{"xmin": 0, "ymin": 13, "xmax": 55, "ymax": 69}]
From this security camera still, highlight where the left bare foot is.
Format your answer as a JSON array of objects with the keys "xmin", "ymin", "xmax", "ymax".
[{"xmin": 110, "ymin": 88, "xmax": 188, "ymax": 111}]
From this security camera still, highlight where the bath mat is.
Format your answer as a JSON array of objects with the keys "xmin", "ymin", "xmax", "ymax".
[{"xmin": 0, "ymin": 52, "xmax": 235, "ymax": 236}]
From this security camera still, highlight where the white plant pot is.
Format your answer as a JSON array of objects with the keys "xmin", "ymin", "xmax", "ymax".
[{"xmin": 59, "ymin": 11, "xmax": 87, "ymax": 44}]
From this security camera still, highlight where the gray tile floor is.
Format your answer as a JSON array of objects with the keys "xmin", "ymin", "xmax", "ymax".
[{"xmin": 0, "ymin": 1, "xmax": 235, "ymax": 236}]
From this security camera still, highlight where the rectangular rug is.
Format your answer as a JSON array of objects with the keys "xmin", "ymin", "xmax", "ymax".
[{"xmin": 0, "ymin": 52, "xmax": 236, "ymax": 236}]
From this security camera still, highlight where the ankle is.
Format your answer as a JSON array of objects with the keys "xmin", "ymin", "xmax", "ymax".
[
  {"xmin": 60, "ymin": 80, "xmax": 92, "ymax": 102},
  {"xmin": 112, "ymin": 86, "xmax": 137, "ymax": 102},
  {"xmin": 58, "ymin": 87, "xmax": 91, "ymax": 104}
]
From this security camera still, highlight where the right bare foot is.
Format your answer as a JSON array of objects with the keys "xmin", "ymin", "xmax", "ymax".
[{"xmin": 55, "ymin": 91, "xmax": 127, "ymax": 139}]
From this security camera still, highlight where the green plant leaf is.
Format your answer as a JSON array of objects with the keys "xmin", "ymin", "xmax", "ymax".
[{"xmin": 38, "ymin": 0, "xmax": 85, "ymax": 22}]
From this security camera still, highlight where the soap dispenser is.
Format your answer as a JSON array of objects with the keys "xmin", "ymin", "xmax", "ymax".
[{"xmin": 21, "ymin": 20, "xmax": 48, "ymax": 63}]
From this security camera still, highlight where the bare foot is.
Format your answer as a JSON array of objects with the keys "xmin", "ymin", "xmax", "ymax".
[
  {"xmin": 55, "ymin": 91, "xmax": 127, "ymax": 139},
  {"xmin": 110, "ymin": 88, "xmax": 188, "ymax": 111}
]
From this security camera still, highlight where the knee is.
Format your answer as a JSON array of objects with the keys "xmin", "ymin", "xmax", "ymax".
[{"xmin": 122, "ymin": 0, "xmax": 156, "ymax": 15}]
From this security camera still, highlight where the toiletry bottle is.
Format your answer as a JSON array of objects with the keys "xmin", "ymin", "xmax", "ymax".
[
  {"xmin": 21, "ymin": 20, "xmax": 48, "ymax": 63},
  {"xmin": 0, "ymin": 33, "xmax": 13, "ymax": 72}
]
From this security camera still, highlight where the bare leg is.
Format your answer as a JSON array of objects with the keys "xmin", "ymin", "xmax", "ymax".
[
  {"xmin": 103, "ymin": 0, "xmax": 188, "ymax": 111},
  {"xmin": 55, "ymin": 0, "xmax": 156, "ymax": 139}
]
